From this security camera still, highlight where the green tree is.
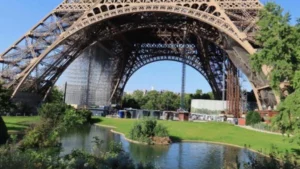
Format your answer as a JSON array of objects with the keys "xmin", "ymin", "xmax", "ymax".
[
  {"xmin": 142, "ymin": 100, "xmax": 156, "ymax": 110},
  {"xmin": 184, "ymin": 94, "xmax": 192, "ymax": 111},
  {"xmin": 201, "ymin": 93, "xmax": 211, "ymax": 99},
  {"xmin": 132, "ymin": 90, "xmax": 146, "ymax": 106},
  {"xmin": 207, "ymin": 92, "xmax": 214, "ymax": 100},
  {"xmin": 122, "ymin": 94, "xmax": 140, "ymax": 109},
  {"xmin": 251, "ymin": 2, "xmax": 300, "ymax": 92},
  {"xmin": 193, "ymin": 89, "xmax": 203, "ymax": 99},
  {"xmin": 251, "ymin": 2, "xmax": 300, "ymax": 144},
  {"xmin": 38, "ymin": 103, "xmax": 68, "ymax": 127},
  {"xmin": 142, "ymin": 91, "xmax": 160, "ymax": 110},
  {"xmin": 122, "ymin": 89, "xmax": 215, "ymax": 111},
  {"xmin": 190, "ymin": 89, "xmax": 213, "ymax": 100},
  {"xmin": 61, "ymin": 109, "xmax": 88, "ymax": 129},
  {"xmin": 246, "ymin": 111, "xmax": 262, "ymax": 126},
  {"xmin": 0, "ymin": 84, "xmax": 14, "ymax": 145},
  {"xmin": 274, "ymin": 90, "xmax": 300, "ymax": 144},
  {"xmin": 46, "ymin": 86, "xmax": 64, "ymax": 103},
  {"xmin": 157, "ymin": 91, "xmax": 180, "ymax": 110}
]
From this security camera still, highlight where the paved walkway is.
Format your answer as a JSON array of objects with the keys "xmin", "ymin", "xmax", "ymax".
[{"xmin": 237, "ymin": 125, "xmax": 283, "ymax": 135}]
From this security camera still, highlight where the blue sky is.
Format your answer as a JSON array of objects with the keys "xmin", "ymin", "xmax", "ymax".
[{"xmin": 0, "ymin": 0, "xmax": 299, "ymax": 93}]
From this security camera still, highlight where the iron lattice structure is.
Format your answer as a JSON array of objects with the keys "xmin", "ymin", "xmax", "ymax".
[
  {"xmin": 226, "ymin": 60, "xmax": 240, "ymax": 118},
  {"xmin": 0, "ymin": 0, "xmax": 278, "ymax": 110}
]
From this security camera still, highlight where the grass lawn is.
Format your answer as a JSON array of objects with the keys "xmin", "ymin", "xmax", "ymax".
[
  {"xmin": 3, "ymin": 116, "xmax": 40, "ymax": 133},
  {"xmin": 95, "ymin": 117, "xmax": 299, "ymax": 155}
]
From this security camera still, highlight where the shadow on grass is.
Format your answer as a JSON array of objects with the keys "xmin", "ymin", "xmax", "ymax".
[
  {"xmin": 291, "ymin": 148, "xmax": 300, "ymax": 159},
  {"xmin": 5, "ymin": 122, "xmax": 30, "ymax": 126},
  {"xmin": 5, "ymin": 122, "xmax": 33, "ymax": 131},
  {"xmin": 170, "ymin": 136, "xmax": 183, "ymax": 143},
  {"xmin": 90, "ymin": 117, "xmax": 102, "ymax": 124},
  {"xmin": 7, "ymin": 126, "xmax": 28, "ymax": 132}
]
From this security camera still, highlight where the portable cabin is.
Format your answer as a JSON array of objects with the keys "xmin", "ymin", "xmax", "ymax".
[
  {"xmin": 124, "ymin": 108, "xmax": 138, "ymax": 118},
  {"xmin": 178, "ymin": 111, "xmax": 190, "ymax": 121},
  {"xmin": 150, "ymin": 110, "xmax": 161, "ymax": 119},
  {"xmin": 89, "ymin": 106, "xmax": 109, "ymax": 116},
  {"xmin": 162, "ymin": 111, "xmax": 175, "ymax": 120},
  {"xmin": 136, "ymin": 110, "xmax": 151, "ymax": 119}
]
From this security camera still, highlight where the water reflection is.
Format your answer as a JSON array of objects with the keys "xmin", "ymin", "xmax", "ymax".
[
  {"xmin": 127, "ymin": 143, "xmax": 169, "ymax": 164},
  {"xmin": 60, "ymin": 125, "xmax": 253, "ymax": 169}
]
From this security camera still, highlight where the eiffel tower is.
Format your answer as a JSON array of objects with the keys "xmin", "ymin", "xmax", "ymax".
[{"xmin": 0, "ymin": 0, "xmax": 278, "ymax": 112}]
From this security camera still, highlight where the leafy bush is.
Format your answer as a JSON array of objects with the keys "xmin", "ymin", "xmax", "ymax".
[
  {"xmin": 140, "ymin": 118, "xmax": 157, "ymax": 137},
  {"xmin": 154, "ymin": 123, "xmax": 169, "ymax": 137},
  {"xmin": 38, "ymin": 103, "xmax": 68, "ymax": 126},
  {"xmin": 130, "ymin": 122, "xmax": 150, "ymax": 143},
  {"xmin": 21, "ymin": 103, "xmax": 92, "ymax": 148},
  {"xmin": 39, "ymin": 103, "xmax": 91, "ymax": 129},
  {"xmin": 129, "ymin": 118, "xmax": 169, "ymax": 144},
  {"xmin": 61, "ymin": 109, "xmax": 85, "ymax": 129},
  {"xmin": 274, "ymin": 89, "xmax": 300, "ymax": 144},
  {"xmin": 0, "ymin": 141, "xmax": 157, "ymax": 169},
  {"xmin": 246, "ymin": 111, "xmax": 262, "ymax": 125},
  {"xmin": 61, "ymin": 109, "xmax": 91, "ymax": 130},
  {"xmin": 108, "ymin": 141, "xmax": 123, "ymax": 155},
  {"xmin": 21, "ymin": 119, "xmax": 60, "ymax": 148},
  {"xmin": 77, "ymin": 108, "xmax": 92, "ymax": 123},
  {"xmin": 45, "ymin": 86, "xmax": 64, "ymax": 103}
]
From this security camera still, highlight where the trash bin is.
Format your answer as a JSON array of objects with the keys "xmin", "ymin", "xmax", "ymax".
[{"xmin": 118, "ymin": 110, "xmax": 125, "ymax": 118}]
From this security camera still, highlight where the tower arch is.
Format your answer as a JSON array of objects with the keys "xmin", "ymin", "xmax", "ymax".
[{"xmin": 0, "ymin": 0, "xmax": 276, "ymax": 110}]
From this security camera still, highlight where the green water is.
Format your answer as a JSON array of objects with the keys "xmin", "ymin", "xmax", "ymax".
[{"xmin": 61, "ymin": 125, "xmax": 254, "ymax": 169}]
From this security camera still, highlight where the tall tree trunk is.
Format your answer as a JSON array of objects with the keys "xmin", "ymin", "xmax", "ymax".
[{"xmin": 0, "ymin": 116, "xmax": 8, "ymax": 145}]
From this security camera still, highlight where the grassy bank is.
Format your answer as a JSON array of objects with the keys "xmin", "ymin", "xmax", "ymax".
[
  {"xmin": 95, "ymin": 117, "xmax": 299, "ymax": 155},
  {"xmin": 3, "ymin": 116, "xmax": 40, "ymax": 133}
]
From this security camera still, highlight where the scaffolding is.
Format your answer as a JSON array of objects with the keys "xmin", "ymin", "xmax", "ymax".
[{"xmin": 65, "ymin": 43, "xmax": 114, "ymax": 107}]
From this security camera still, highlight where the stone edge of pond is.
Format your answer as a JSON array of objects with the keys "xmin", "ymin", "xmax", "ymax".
[
  {"xmin": 96, "ymin": 124, "xmax": 148, "ymax": 145},
  {"xmin": 95, "ymin": 124, "xmax": 269, "ymax": 157}
]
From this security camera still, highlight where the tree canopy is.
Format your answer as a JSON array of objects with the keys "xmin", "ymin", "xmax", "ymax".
[
  {"xmin": 122, "ymin": 89, "xmax": 214, "ymax": 111},
  {"xmin": 46, "ymin": 86, "xmax": 64, "ymax": 103},
  {"xmin": 253, "ymin": 2, "xmax": 300, "ymax": 144},
  {"xmin": 251, "ymin": 2, "xmax": 300, "ymax": 92},
  {"xmin": 274, "ymin": 90, "xmax": 300, "ymax": 144}
]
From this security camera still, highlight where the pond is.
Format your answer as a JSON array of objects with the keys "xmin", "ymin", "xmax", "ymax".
[{"xmin": 60, "ymin": 125, "xmax": 255, "ymax": 169}]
